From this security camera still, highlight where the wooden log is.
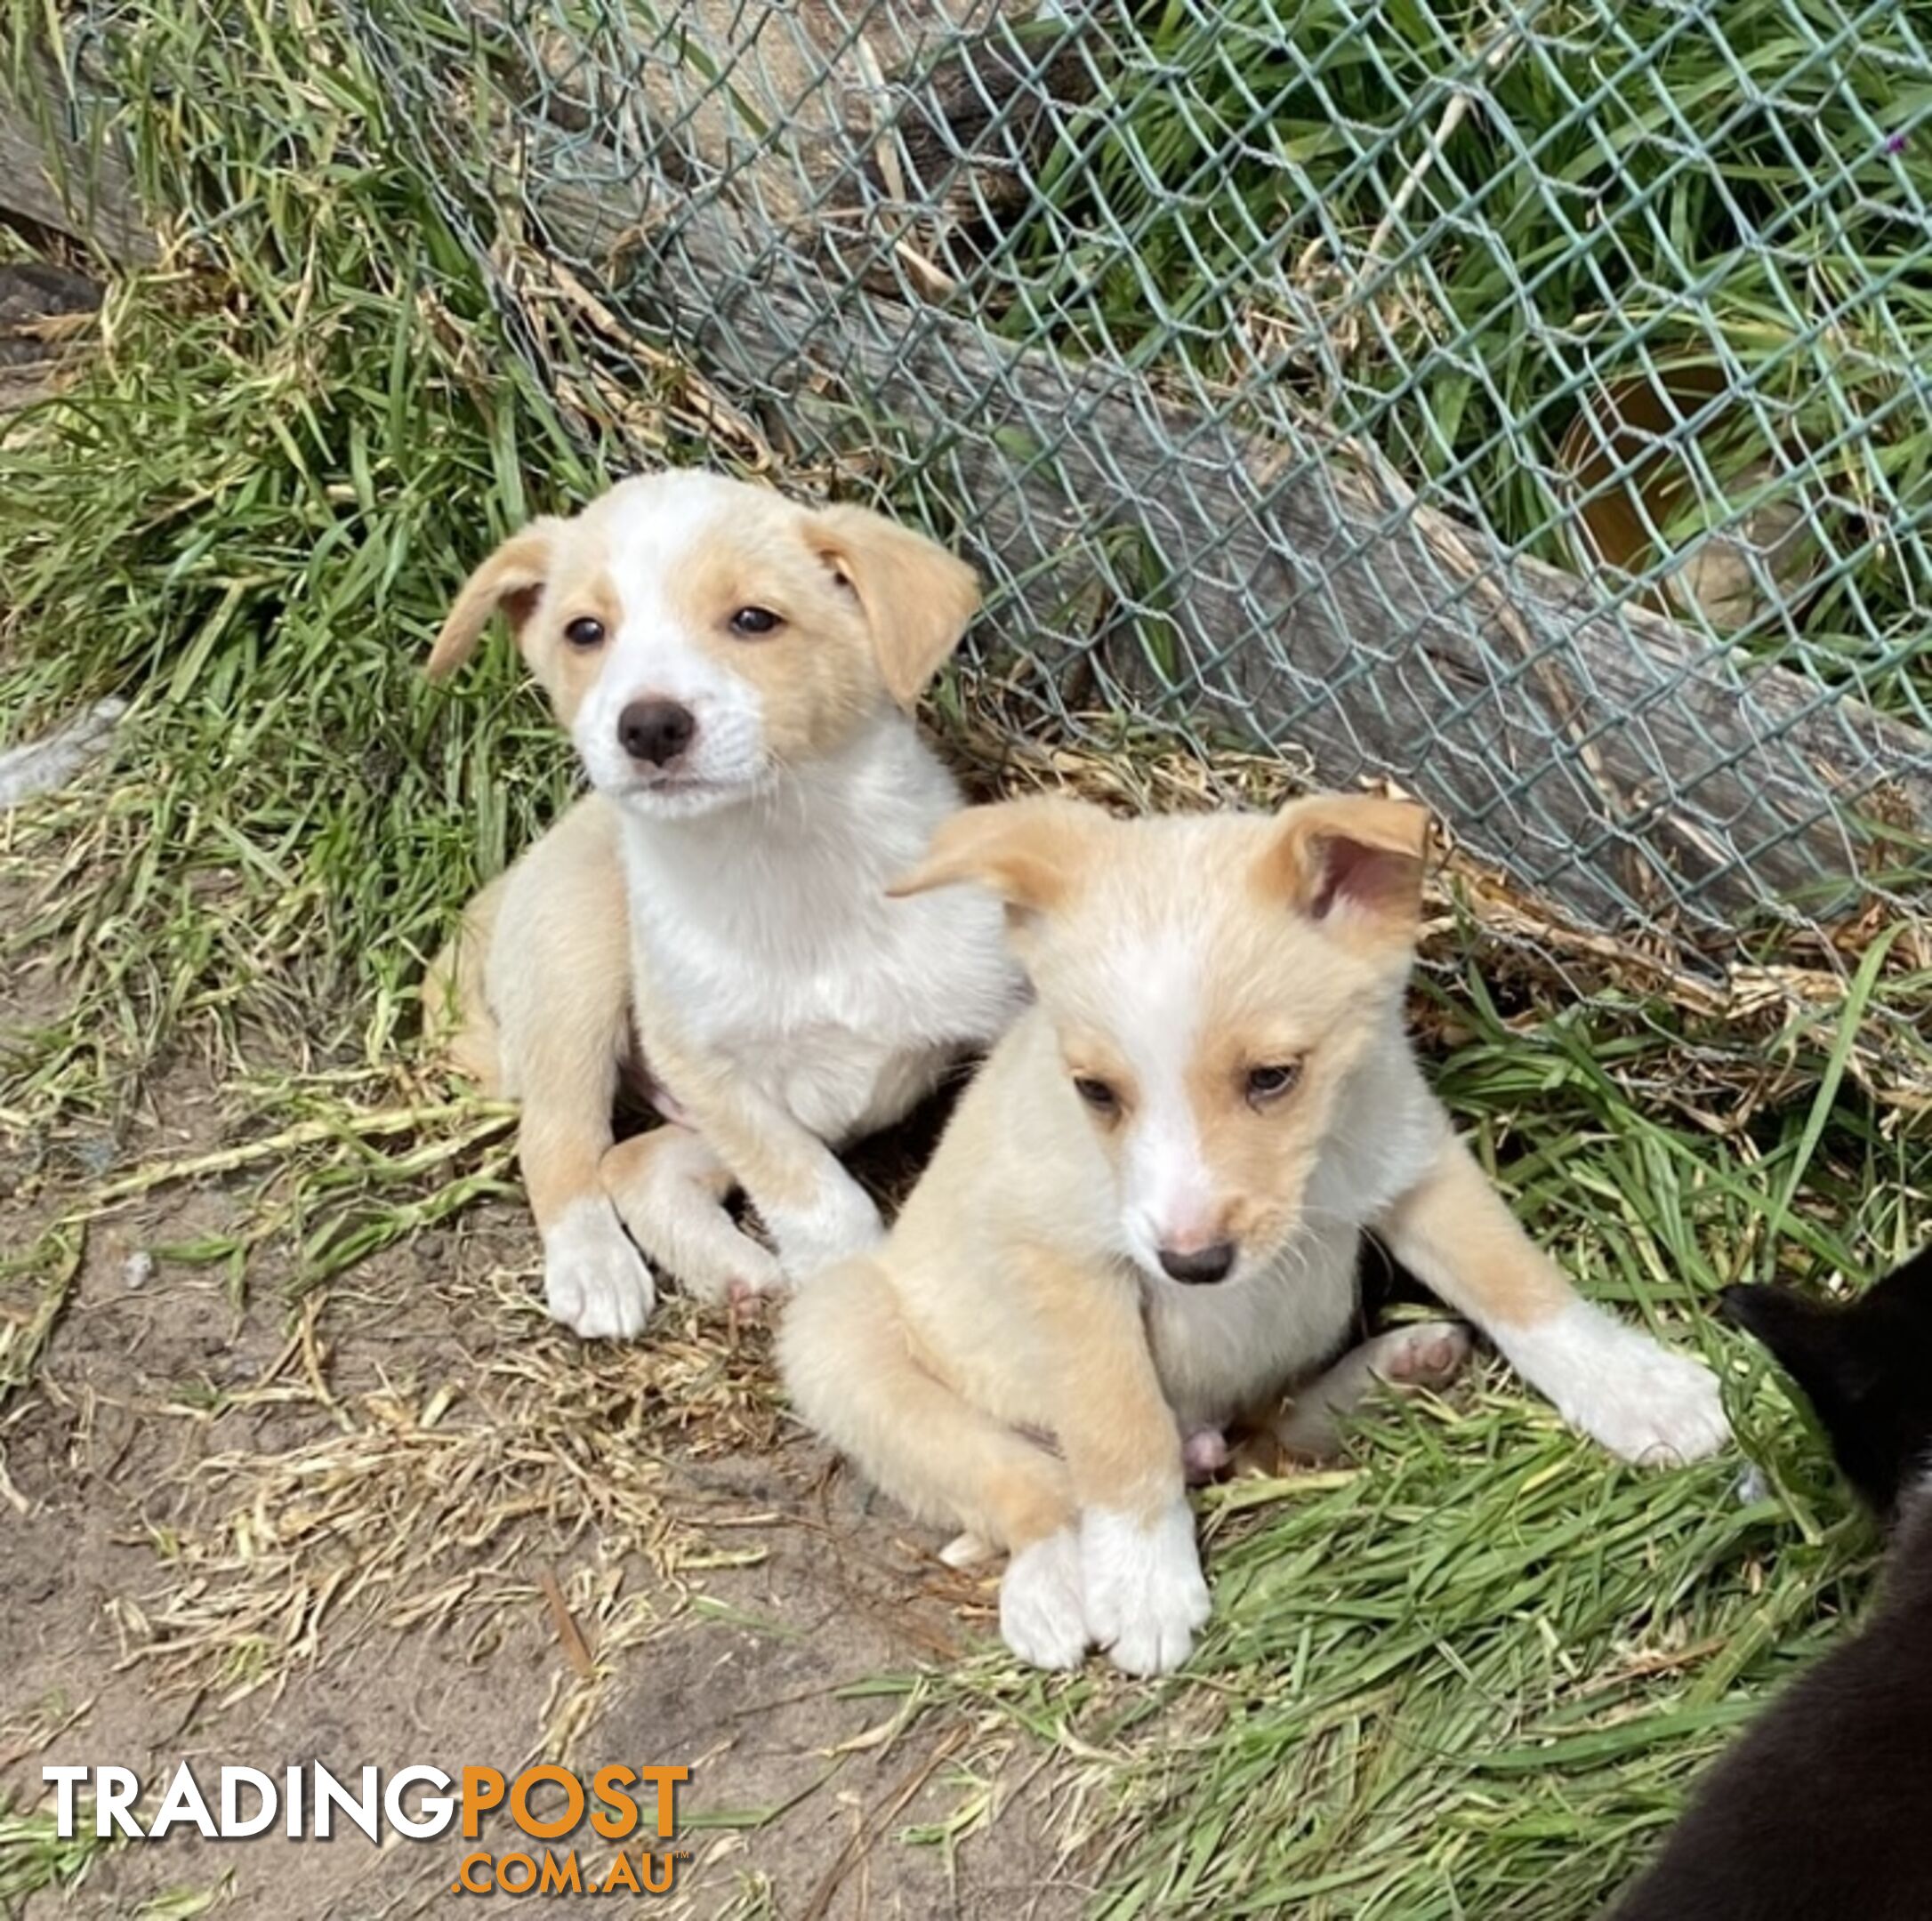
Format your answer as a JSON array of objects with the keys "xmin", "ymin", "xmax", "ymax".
[
  {"xmin": 0, "ymin": 61, "xmax": 155, "ymax": 263},
  {"xmin": 452, "ymin": 0, "xmax": 1025, "ymax": 235}
]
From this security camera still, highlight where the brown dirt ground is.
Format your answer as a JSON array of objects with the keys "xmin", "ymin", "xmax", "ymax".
[{"xmin": 0, "ymin": 1026, "xmax": 1091, "ymax": 1920}]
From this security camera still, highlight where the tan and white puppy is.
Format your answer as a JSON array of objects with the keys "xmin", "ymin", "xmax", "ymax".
[
  {"xmin": 778, "ymin": 794, "xmax": 1730, "ymax": 1675},
  {"xmin": 426, "ymin": 472, "xmax": 1023, "ymax": 1338}
]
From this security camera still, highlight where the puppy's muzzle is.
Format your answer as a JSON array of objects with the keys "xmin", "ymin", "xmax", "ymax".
[{"xmin": 619, "ymin": 697, "xmax": 697, "ymax": 768}]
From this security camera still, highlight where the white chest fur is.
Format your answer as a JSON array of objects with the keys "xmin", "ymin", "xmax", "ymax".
[{"xmin": 618, "ymin": 716, "xmax": 1023, "ymax": 1143}]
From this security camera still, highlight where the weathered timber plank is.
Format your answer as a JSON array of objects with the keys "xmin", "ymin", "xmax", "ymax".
[{"xmin": 0, "ymin": 62, "xmax": 155, "ymax": 262}]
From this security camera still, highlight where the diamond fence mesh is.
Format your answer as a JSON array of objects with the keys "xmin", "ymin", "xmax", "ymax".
[{"xmin": 52, "ymin": 0, "xmax": 1932, "ymax": 956}]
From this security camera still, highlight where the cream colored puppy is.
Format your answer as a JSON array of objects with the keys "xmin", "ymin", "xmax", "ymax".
[
  {"xmin": 426, "ymin": 473, "xmax": 1023, "ymax": 1338},
  {"xmin": 778, "ymin": 793, "xmax": 1730, "ymax": 1675}
]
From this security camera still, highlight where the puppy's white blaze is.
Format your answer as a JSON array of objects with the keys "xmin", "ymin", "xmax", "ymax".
[
  {"xmin": 604, "ymin": 597, "xmax": 740, "ymax": 703},
  {"xmin": 1126, "ymin": 1097, "xmax": 1216, "ymax": 1253},
  {"xmin": 1104, "ymin": 925, "xmax": 1216, "ymax": 1271},
  {"xmin": 600, "ymin": 472, "xmax": 733, "ymax": 580}
]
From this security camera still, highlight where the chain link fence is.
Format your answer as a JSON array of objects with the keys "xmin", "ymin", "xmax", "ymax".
[{"xmin": 68, "ymin": 0, "xmax": 1932, "ymax": 952}]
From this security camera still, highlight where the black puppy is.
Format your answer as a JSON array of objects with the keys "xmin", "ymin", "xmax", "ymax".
[{"xmin": 1609, "ymin": 1248, "xmax": 1932, "ymax": 1920}]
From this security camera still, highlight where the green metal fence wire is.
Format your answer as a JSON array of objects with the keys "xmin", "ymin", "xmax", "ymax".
[{"xmin": 92, "ymin": 0, "xmax": 1932, "ymax": 948}]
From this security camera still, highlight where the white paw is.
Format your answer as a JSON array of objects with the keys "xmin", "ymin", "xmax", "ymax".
[
  {"xmin": 1504, "ymin": 1303, "xmax": 1731, "ymax": 1465},
  {"xmin": 764, "ymin": 1172, "xmax": 883, "ymax": 1284},
  {"xmin": 722, "ymin": 1254, "xmax": 788, "ymax": 1311},
  {"xmin": 1000, "ymin": 1529, "xmax": 1088, "ymax": 1670},
  {"xmin": 1080, "ymin": 1499, "xmax": 1210, "ymax": 1677},
  {"xmin": 542, "ymin": 1201, "xmax": 656, "ymax": 1341},
  {"xmin": 683, "ymin": 1240, "xmax": 786, "ymax": 1311}
]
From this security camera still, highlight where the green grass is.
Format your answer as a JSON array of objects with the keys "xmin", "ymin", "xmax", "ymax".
[
  {"xmin": 0, "ymin": 3, "xmax": 600, "ymax": 1109},
  {"xmin": 0, "ymin": 1803, "xmax": 225, "ymax": 1917},
  {"xmin": 0, "ymin": 0, "xmax": 567, "ymax": 1403},
  {"xmin": 0, "ymin": 1803, "xmax": 111, "ymax": 1909},
  {"xmin": 3, "ymin": 3, "xmax": 1932, "ymax": 1918}
]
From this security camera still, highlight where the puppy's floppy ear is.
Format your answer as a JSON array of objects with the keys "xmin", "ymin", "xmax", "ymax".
[
  {"xmin": 886, "ymin": 796, "xmax": 1101, "ymax": 912},
  {"xmin": 809, "ymin": 504, "xmax": 981, "ymax": 710},
  {"xmin": 1722, "ymin": 1279, "xmax": 1922, "ymax": 1514},
  {"xmin": 1719, "ymin": 1282, "xmax": 1833, "ymax": 1366},
  {"xmin": 426, "ymin": 521, "xmax": 559, "ymax": 680},
  {"xmin": 1720, "ymin": 1283, "xmax": 1856, "ymax": 1420},
  {"xmin": 1258, "ymin": 794, "xmax": 1430, "ymax": 946}
]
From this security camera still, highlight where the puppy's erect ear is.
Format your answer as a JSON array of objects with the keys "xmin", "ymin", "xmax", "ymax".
[
  {"xmin": 426, "ymin": 522, "xmax": 559, "ymax": 680},
  {"xmin": 1258, "ymin": 795, "xmax": 1431, "ymax": 946},
  {"xmin": 809, "ymin": 504, "xmax": 981, "ymax": 710},
  {"xmin": 886, "ymin": 796, "xmax": 1102, "ymax": 912}
]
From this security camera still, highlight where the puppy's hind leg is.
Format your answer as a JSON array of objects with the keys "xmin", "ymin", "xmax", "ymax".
[
  {"xmin": 1271, "ymin": 1321, "xmax": 1471, "ymax": 1461},
  {"xmin": 600, "ymin": 1127, "xmax": 784, "ymax": 1307},
  {"xmin": 777, "ymin": 1258, "xmax": 1087, "ymax": 1669},
  {"xmin": 423, "ymin": 875, "xmax": 508, "ymax": 1093}
]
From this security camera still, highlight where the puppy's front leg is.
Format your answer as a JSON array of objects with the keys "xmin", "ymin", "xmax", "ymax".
[
  {"xmin": 1377, "ymin": 1135, "xmax": 1729, "ymax": 1464},
  {"xmin": 640, "ymin": 1011, "xmax": 881, "ymax": 1287},
  {"xmin": 492, "ymin": 816, "xmax": 656, "ymax": 1340},
  {"xmin": 1026, "ymin": 1252, "xmax": 1210, "ymax": 1676},
  {"xmin": 518, "ymin": 1047, "xmax": 655, "ymax": 1342}
]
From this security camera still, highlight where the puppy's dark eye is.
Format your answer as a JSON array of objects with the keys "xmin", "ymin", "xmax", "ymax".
[
  {"xmin": 729, "ymin": 606, "xmax": 782, "ymax": 637},
  {"xmin": 1245, "ymin": 1063, "xmax": 1301, "ymax": 1107},
  {"xmin": 564, "ymin": 616, "xmax": 606, "ymax": 650},
  {"xmin": 1074, "ymin": 1075, "xmax": 1120, "ymax": 1114}
]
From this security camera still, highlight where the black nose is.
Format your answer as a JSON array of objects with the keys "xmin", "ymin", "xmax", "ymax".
[
  {"xmin": 1158, "ymin": 1242, "xmax": 1236, "ymax": 1285},
  {"xmin": 617, "ymin": 698, "xmax": 696, "ymax": 768}
]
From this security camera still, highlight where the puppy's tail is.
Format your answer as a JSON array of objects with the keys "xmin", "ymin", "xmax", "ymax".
[{"xmin": 422, "ymin": 876, "xmax": 506, "ymax": 1094}]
